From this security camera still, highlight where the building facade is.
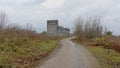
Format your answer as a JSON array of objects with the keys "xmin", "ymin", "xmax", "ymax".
[{"xmin": 47, "ymin": 20, "xmax": 70, "ymax": 36}]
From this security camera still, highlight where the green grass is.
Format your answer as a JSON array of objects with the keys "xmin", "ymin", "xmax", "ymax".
[{"xmin": 0, "ymin": 39, "xmax": 60, "ymax": 68}]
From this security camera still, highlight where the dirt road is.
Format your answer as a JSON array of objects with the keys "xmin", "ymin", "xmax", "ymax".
[{"xmin": 37, "ymin": 39, "xmax": 101, "ymax": 68}]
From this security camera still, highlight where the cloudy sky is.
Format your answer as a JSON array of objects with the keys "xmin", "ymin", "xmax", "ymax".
[{"xmin": 0, "ymin": 0, "xmax": 120, "ymax": 35}]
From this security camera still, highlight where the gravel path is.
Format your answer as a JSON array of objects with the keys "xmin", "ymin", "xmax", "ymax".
[{"xmin": 37, "ymin": 38, "xmax": 101, "ymax": 68}]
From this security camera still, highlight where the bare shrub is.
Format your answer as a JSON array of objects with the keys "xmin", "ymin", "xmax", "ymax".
[{"xmin": 74, "ymin": 16, "xmax": 105, "ymax": 40}]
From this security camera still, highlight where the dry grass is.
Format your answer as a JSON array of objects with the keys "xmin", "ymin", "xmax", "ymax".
[{"xmin": 0, "ymin": 28, "xmax": 61, "ymax": 68}]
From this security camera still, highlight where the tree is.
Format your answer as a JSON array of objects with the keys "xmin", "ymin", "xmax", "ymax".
[
  {"xmin": 41, "ymin": 31, "xmax": 47, "ymax": 36},
  {"xmin": 0, "ymin": 11, "xmax": 8, "ymax": 31},
  {"xmin": 106, "ymin": 31, "xmax": 112, "ymax": 36},
  {"xmin": 74, "ymin": 16, "xmax": 105, "ymax": 40}
]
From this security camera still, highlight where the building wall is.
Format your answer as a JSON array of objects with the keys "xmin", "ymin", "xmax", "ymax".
[
  {"xmin": 47, "ymin": 20, "xmax": 58, "ymax": 36},
  {"xmin": 56, "ymin": 29, "xmax": 69, "ymax": 36},
  {"xmin": 47, "ymin": 20, "xmax": 70, "ymax": 37}
]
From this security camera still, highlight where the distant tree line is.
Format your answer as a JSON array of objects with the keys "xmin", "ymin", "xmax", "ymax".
[{"xmin": 0, "ymin": 11, "xmax": 48, "ymax": 43}]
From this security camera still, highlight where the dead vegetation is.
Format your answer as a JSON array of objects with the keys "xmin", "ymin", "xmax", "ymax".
[
  {"xmin": 91, "ymin": 36, "xmax": 120, "ymax": 52},
  {"xmin": 74, "ymin": 16, "xmax": 106, "ymax": 41},
  {"xmin": 0, "ymin": 11, "xmax": 62, "ymax": 68}
]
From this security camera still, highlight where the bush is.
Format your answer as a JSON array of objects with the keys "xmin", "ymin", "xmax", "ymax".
[
  {"xmin": 109, "ymin": 42, "xmax": 120, "ymax": 52},
  {"xmin": 74, "ymin": 16, "xmax": 105, "ymax": 41},
  {"xmin": 106, "ymin": 31, "xmax": 112, "ymax": 36},
  {"xmin": 90, "ymin": 37, "xmax": 120, "ymax": 52}
]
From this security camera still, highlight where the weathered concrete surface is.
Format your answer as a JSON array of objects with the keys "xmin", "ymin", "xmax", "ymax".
[{"xmin": 37, "ymin": 39, "xmax": 101, "ymax": 68}]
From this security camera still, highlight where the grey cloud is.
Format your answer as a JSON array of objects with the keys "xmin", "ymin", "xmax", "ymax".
[{"xmin": 0, "ymin": 0, "xmax": 120, "ymax": 35}]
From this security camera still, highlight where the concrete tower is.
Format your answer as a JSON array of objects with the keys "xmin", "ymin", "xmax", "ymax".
[{"xmin": 47, "ymin": 20, "xmax": 58, "ymax": 36}]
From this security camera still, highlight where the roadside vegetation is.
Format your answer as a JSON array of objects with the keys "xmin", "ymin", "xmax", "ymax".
[
  {"xmin": 0, "ymin": 12, "xmax": 62, "ymax": 68},
  {"xmin": 73, "ymin": 16, "xmax": 120, "ymax": 68}
]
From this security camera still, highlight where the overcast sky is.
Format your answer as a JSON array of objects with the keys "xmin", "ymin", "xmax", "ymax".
[{"xmin": 0, "ymin": 0, "xmax": 120, "ymax": 35}]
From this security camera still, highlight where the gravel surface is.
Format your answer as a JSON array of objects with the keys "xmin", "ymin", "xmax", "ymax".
[{"xmin": 37, "ymin": 38, "xmax": 101, "ymax": 68}]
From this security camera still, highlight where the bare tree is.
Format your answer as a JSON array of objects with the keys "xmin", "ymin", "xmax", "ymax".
[
  {"xmin": 74, "ymin": 17, "xmax": 84, "ymax": 40},
  {"xmin": 74, "ymin": 16, "xmax": 105, "ymax": 40},
  {"xmin": 0, "ymin": 11, "xmax": 8, "ymax": 31},
  {"xmin": 26, "ymin": 23, "xmax": 34, "ymax": 32}
]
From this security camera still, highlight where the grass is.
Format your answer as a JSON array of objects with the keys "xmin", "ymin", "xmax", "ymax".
[
  {"xmin": 86, "ymin": 46, "xmax": 120, "ymax": 68},
  {"xmin": 0, "ymin": 38, "xmax": 60, "ymax": 68},
  {"xmin": 73, "ymin": 39, "xmax": 120, "ymax": 68}
]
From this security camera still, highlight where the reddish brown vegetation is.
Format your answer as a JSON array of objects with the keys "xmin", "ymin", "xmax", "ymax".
[{"xmin": 91, "ymin": 36, "xmax": 120, "ymax": 52}]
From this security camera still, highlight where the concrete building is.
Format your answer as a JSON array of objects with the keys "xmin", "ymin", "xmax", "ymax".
[{"xmin": 47, "ymin": 20, "xmax": 70, "ymax": 36}]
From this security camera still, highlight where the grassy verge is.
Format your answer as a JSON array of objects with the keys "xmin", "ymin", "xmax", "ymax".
[
  {"xmin": 0, "ymin": 38, "xmax": 60, "ymax": 68},
  {"xmin": 85, "ymin": 46, "xmax": 120, "ymax": 68},
  {"xmin": 73, "ymin": 39, "xmax": 120, "ymax": 68}
]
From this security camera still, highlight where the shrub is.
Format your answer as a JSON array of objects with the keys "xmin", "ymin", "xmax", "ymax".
[
  {"xmin": 109, "ymin": 42, "xmax": 120, "ymax": 52},
  {"xmin": 106, "ymin": 31, "xmax": 113, "ymax": 36},
  {"xmin": 90, "ymin": 37, "xmax": 120, "ymax": 52},
  {"xmin": 74, "ymin": 16, "xmax": 105, "ymax": 41},
  {"xmin": 91, "ymin": 37, "xmax": 107, "ymax": 46}
]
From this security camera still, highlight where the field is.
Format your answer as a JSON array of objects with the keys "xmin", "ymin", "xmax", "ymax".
[
  {"xmin": 0, "ymin": 26, "xmax": 63, "ymax": 68},
  {"xmin": 0, "ymin": 37, "xmax": 61, "ymax": 68}
]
